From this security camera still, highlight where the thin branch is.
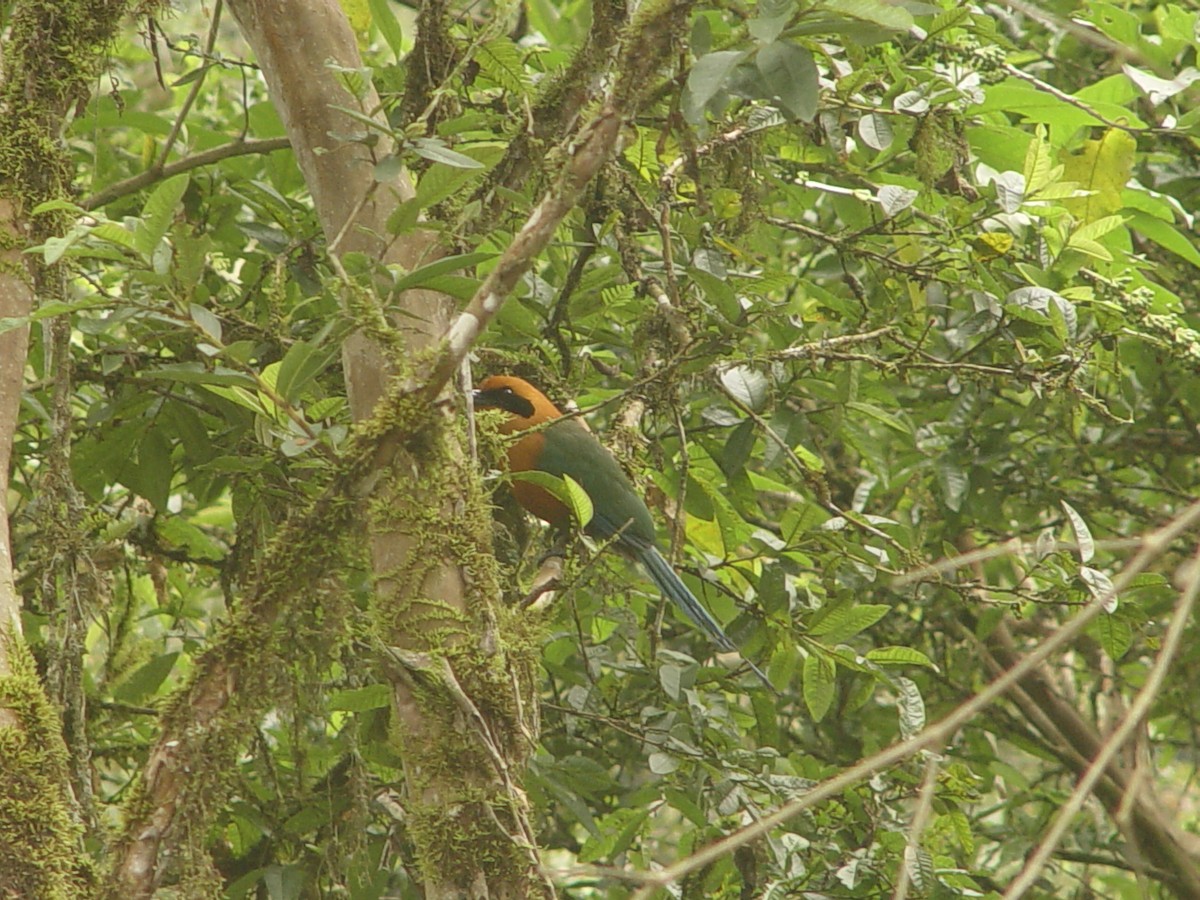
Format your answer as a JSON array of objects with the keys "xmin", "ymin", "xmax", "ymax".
[
  {"xmin": 710, "ymin": 327, "xmax": 897, "ymax": 374},
  {"xmin": 1001, "ymin": 64, "xmax": 1147, "ymax": 136},
  {"xmin": 893, "ymin": 756, "xmax": 941, "ymax": 900},
  {"xmin": 619, "ymin": 499, "xmax": 1200, "ymax": 898},
  {"xmin": 1002, "ymin": 547, "xmax": 1200, "ymax": 899},
  {"xmin": 81, "ymin": 137, "xmax": 292, "ymax": 210},
  {"xmin": 158, "ymin": 0, "xmax": 225, "ymax": 168}
]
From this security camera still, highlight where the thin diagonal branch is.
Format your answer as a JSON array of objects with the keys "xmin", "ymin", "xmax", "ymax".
[
  {"xmin": 81, "ymin": 137, "xmax": 292, "ymax": 210},
  {"xmin": 1003, "ymin": 546, "xmax": 1200, "ymax": 898},
  {"xmin": 419, "ymin": 106, "xmax": 623, "ymax": 402},
  {"xmin": 623, "ymin": 499, "xmax": 1200, "ymax": 898}
]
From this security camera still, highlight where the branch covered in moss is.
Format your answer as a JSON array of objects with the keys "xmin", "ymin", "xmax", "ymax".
[{"xmin": 421, "ymin": 105, "xmax": 624, "ymax": 401}]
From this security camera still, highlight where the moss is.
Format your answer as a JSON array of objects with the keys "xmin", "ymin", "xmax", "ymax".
[
  {"xmin": 0, "ymin": 1, "xmax": 165, "ymax": 210},
  {"xmin": 0, "ymin": 631, "xmax": 90, "ymax": 898},
  {"xmin": 358, "ymin": 379, "xmax": 547, "ymax": 892},
  {"xmin": 611, "ymin": 0, "xmax": 691, "ymax": 109},
  {"xmin": 406, "ymin": 796, "xmax": 530, "ymax": 889}
]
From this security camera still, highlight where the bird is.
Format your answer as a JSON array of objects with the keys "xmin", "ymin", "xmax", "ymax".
[{"xmin": 473, "ymin": 374, "xmax": 771, "ymax": 689}]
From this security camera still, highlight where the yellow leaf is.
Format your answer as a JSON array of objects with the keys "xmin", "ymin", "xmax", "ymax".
[
  {"xmin": 340, "ymin": 0, "xmax": 372, "ymax": 39},
  {"xmin": 971, "ymin": 232, "xmax": 1013, "ymax": 260},
  {"xmin": 1060, "ymin": 129, "xmax": 1136, "ymax": 224}
]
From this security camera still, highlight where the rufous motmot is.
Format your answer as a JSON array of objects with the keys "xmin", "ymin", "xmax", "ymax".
[{"xmin": 473, "ymin": 375, "xmax": 771, "ymax": 689}]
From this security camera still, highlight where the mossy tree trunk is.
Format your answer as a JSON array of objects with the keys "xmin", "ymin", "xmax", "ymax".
[
  {"xmin": 104, "ymin": 0, "xmax": 550, "ymax": 895},
  {"xmin": 0, "ymin": 1, "xmax": 153, "ymax": 895},
  {"xmin": 226, "ymin": 3, "xmax": 548, "ymax": 895}
]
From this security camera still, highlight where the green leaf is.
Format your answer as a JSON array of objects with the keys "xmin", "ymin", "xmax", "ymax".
[
  {"xmin": 691, "ymin": 266, "xmax": 739, "ymax": 319},
  {"xmin": 409, "ymin": 138, "xmax": 485, "ymax": 169},
  {"xmin": 825, "ymin": 0, "xmax": 913, "ymax": 30},
  {"xmin": 476, "ymin": 37, "xmax": 529, "ymax": 94},
  {"xmin": 392, "ymin": 251, "xmax": 497, "ymax": 293},
  {"xmin": 275, "ymin": 341, "xmax": 336, "ymax": 402},
  {"xmin": 684, "ymin": 50, "xmax": 746, "ymax": 122},
  {"xmin": 201, "ymin": 383, "xmax": 271, "ymax": 415},
  {"xmin": 511, "ymin": 471, "xmax": 594, "ymax": 529},
  {"xmin": 135, "ymin": 173, "xmax": 190, "ymax": 261},
  {"xmin": 936, "ymin": 461, "xmax": 969, "ymax": 512},
  {"xmin": 755, "ymin": 41, "xmax": 818, "ymax": 122},
  {"xmin": 866, "ymin": 646, "xmax": 936, "ymax": 668},
  {"xmin": 648, "ymin": 751, "xmax": 680, "ymax": 774},
  {"xmin": 328, "ymin": 684, "xmax": 392, "ymax": 712},
  {"xmin": 263, "ymin": 866, "xmax": 303, "ymax": 900},
  {"xmin": 579, "ymin": 808, "xmax": 651, "ymax": 863},
  {"xmin": 90, "ymin": 221, "xmax": 141, "ymax": 253},
  {"xmin": 1022, "ymin": 127, "xmax": 1060, "ymax": 196},
  {"xmin": 413, "ymin": 144, "xmax": 504, "ymax": 209},
  {"xmin": 114, "ymin": 652, "xmax": 179, "ymax": 703},
  {"xmin": 721, "ymin": 419, "xmax": 756, "ymax": 477},
  {"xmin": 0, "ymin": 296, "xmax": 111, "ymax": 336},
  {"xmin": 720, "ymin": 366, "xmax": 769, "ymax": 410},
  {"xmin": 894, "ymin": 676, "xmax": 926, "ymax": 738},
  {"xmin": 1070, "ymin": 213, "xmax": 1127, "ymax": 244},
  {"xmin": 1060, "ymin": 500, "xmax": 1094, "ymax": 562},
  {"xmin": 803, "ymin": 654, "xmax": 836, "ymax": 722},
  {"xmin": 1128, "ymin": 210, "xmax": 1200, "ymax": 269},
  {"xmin": 748, "ymin": 10, "xmax": 789, "ymax": 42},
  {"xmin": 659, "ymin": 663, "xmax": 685, "ymax": 700},
  {"xmin": 808, "ymin": 603, "xmax": 889, "ymax": 641},
  {"xmin": 877, "ymin": 184, "xmax": 916, "ymax": 216},
  {"xmin": 123, "ymin": 428, "xmax": 174, "ymax": 511},
  {"xmin": 368, "ymin": 0, "xmax": 405, "ymax": 57},
  {"xmin": 1092, "ymin": 613, "xmax": 1133, "ymax": 660},
  {"xmin": 156, "ymin": 518, "xmax": 225, "ymax": 561},
  {"xmin": 858, "ymin": 112, "xmax": 893, "ymax": 151},
  {"xmin": 1080, "ymin": 565, "xmax": 1118, "ymax": 613},
  {"xmin": 845, "ymin": 401, "xmax": 911, "ymax": 435},
  {"xmin": 140, "ymin": 363, "xmax": 256, "ymax": 388},
  {"xmin": 190, "ymin": 303, "xmax": 223, "ymax": 343}
]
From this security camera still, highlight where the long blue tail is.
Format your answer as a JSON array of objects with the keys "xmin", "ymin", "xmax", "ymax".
[{"xmin": 631, "ymin": 540, "xmax": 772, "ymax": 689}]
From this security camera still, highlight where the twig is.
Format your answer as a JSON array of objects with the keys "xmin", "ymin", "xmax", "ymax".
[
  {"xmin": 158, "ymin": 0, "xmax": 225, "ymax": 169},
  {"xmin": 1002, "ymin": 547, "xmax": 1200, "ymax": 898},
  {"xmin": 81, "ymin": 137, "xmax": 292, "ymax": 210},
  {"xmin": 619, "ymin": 499, "xmax": 1200, "ymax": 897},
  {"xmin": 893, "ymin": 756, "xmax": 941, "ymax": 900},
  {"xmin": 1002, "ymin": 64, "xmax": 1145, "ymax": 136},
  {"xmin": 521, "ymin": 555, "xmax": 564, "ymax": 611}
]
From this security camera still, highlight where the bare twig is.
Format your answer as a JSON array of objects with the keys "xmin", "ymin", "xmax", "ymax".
[
  {"xmin": 1002, "ymin": 547, "xmax": 1200, "ymax": 898},
  {"xmin": 616, "ymin": 499, "xmax": 1200, "ymax": 897},
  {"xmin": 893, "ymin": 756, "xmax": 941, "ymax": 900},
  {"xmin": 159, "ymin": 0, "xmax": 225, "ymax": 168},
  {"xmin": 420, "ymin": 106, "xmax": 624, "ymax": 401},
  {"xmin": 1001, "ymin": 64, "xmax": 1147, "ymax": 135},
  {"xmin": 522, "ymin": 555, "xmax": 564, "ymax": 611}
]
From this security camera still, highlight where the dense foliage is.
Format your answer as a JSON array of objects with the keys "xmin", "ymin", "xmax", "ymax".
[{"xmin": 5, "ymin": 0, "xmax": 1200, "ymax": 896}]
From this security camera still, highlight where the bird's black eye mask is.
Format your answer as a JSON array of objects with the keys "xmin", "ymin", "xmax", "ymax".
[{"xmin": 473, "ymin": 386, "xmax": 535, "ymax": 419}]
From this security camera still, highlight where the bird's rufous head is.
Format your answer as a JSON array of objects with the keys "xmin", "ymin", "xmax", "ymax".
[{"xmin": 473, "ymin": 375, "xmax": 564, "ymax": 433}]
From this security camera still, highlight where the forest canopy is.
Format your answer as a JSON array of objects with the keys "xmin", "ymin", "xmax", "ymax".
[{"xmin": 1, "ymin": 0, "xmax": 1199, "ymax": 898}]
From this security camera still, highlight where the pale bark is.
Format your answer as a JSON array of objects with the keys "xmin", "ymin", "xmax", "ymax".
[{"xmin": 0, "ymin": 199, "xmax": 31, "ymax": 701}]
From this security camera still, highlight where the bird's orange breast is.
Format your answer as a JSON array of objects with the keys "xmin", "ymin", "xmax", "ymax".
[{"xmin": 504, "ymin": 429, "xmax": 572, "ymax": 527}]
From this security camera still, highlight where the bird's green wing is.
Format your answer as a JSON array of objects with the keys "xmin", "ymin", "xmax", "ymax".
[{"xmin": 535, "ymin": 418, "xmax": 656, "ymax": 542}]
